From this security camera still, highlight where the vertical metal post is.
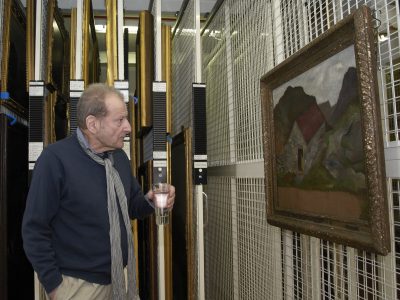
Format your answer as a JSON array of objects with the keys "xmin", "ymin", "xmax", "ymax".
[
  {"xmin": 272, "ymin": 0, "xmax": 284, "ymax": 64},
  {"xmin": 155, "ymin": 0, "xmax": 162, "ymax": 82},
  {"xmin": 76, "ymin": 0, "xmax": 83, "ymax": 79},
  {"xmin": 34, "ymin": 0, "xmax": 42, "ymax": 80},
  {"xmin": 192, "ymin": 81, "xmax": 207, "ymax": 300},
  {"xmin": 283, "ymin": 230, "xmax": 294, "ymax": 299},
  {"xmin": 383, "ymin": 179, "xmax": 397, "ymax": 300},
  {"xmin": 158, "ymin": 226, "xmax": 165, "ymax": 300},
  {"xmin": 222, "ymin": 4, "xmax": 238, "ymax": 299},
  {"xmin": 117, "ymin": 0, "xmax": 124, "ymax": 80},
  {"xmin": 231, "ymin": 178, "xmax": 239, "ymax": 300},
  {"xmin": 346, "ymin": 247, "xmax": 357, "ymax": 299},
  {"xmin": 194, "ymin": 0, "xmax": 201, "ymax": 83},
  {"xmin": 153, "ymin": 2, "xmax": 165, "ymax": 299},
  {"xmin": 193, "ymin": 1, "xmax": 205, "ymax": 298},
  {"xmin": 224, "ymin": 4, "xmax": 236, "ymax": 164},
  {"xmin": 310, "ymin": 237, "xmax": 321, "ymax": 300}
]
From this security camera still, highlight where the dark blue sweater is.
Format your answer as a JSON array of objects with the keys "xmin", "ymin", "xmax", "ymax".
[{"xmin": 22, "ymin": 134, "xmax": 154, "ymax": 293}]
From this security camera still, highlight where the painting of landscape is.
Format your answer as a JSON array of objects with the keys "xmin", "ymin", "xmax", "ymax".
[
  {"xmin": 272, "ymin": 45, "xmax": 368, "ymax": 222},
  {"xmin": 262, "ymin": 6, "xmax": 389, "ymax": 254}
]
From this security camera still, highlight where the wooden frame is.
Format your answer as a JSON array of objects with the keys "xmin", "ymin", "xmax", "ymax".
[
  {"xmin": 171, "ymin": 128, "xmax": 195, "ymax": 300},
  {"xmin": 46, "ymin": 0, "xmax": 69, "ymax": 94},
  {"xmin": 136, "ymin": 11, "xmax": 154, "ymax": 135},
  {"xmin": 260, "ymin": 6, "xmax": 390, "ymax": 255},
  {"xmin": 44, "ymin": 0, "xmax": 69, "ymax": 143},
  {"xmin": 1, "ymin": 0, "xmax": 28, "ymax": 115},
  {"xmin": 26, "ymin": 0, "xmax": 35, "ymax": 89},
  {"xmin": 1, "ymin": 0, "xmax": 11, "ymax": 94},
  {"xmin": 83, "ymin": 0, "xmax": 99, "ymax": 85}
]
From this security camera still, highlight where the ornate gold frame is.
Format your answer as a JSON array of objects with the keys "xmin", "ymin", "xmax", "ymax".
[
  {"xmin": 105, "ymin": 0, "xmax": 117, "ymax": 85},
  {"xmin": 136, "ymin": 11, "xmax": 154, "ymax": 133},
  {"xmin": 184, "ymin": 128, "xmax": 194, "ymax": 300},
  {"xmin": 83, "ymin": 0, "xmax": 99, "ymax": 85},
  {"xmin": 260, "ymin": 6, "xmax": 390, "ymax": 254},
  {"xmin": 26, "ymin": 0, "xmax": 35, "ymax": 90},
  {"xmin": 0, "ymin": 0, "xmax": 29, "ymax": 118},
  {"xmin": 44, "ymin": 0, "xmax": 69, "ymax": 145},
  {"xmin": 1, "ymin": 0, "xmax": 11, "ymax": 93},
  {"xmin": 162, "ymin": 24, "xmax": 172, "ymax": 134},
  {"xmin": 70, "ymin": 8, "xmax": 76, "ymax": 80}
]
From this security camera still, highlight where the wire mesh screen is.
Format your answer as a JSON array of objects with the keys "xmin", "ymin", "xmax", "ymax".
[
  {"xmin": 202, "ymin": 7, "xmax": 231, "ymax": 166},
  {"xmin": 236, "ymin": 178, "xmax": 281, "ymax": 299},
  {"xmin": 172, "ymin": 0, "xmax": 196, "ymax": 136},
  {"xmin": 203, "ymin": 0, "xmax": 275, "ymax": 165},
  {"xmin": 198, "ymin": 0, "xmax": 400, "ymax": 299},
  {"xmin": 392, "ymin": 179, "xmax": 400, "ymax": 299},
  {"xmin": 204, "ymin": 177, "xmax": 234, "ymax": 299}
]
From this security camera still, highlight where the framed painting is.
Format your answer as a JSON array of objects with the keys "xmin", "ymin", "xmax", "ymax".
[
  {"xmin": 45, "ymin": 0, "xmax": 70, "ymax": 143},
  {"xmin": 260, "ymin": 6, "xmax": 390, "ymax": 255},
  {"xmin": 171, "ymin": 129, "xmax": 195, "ymax": 300},
  {"xmin": 1, "ymin": 0, "xmax": 29, "ymax": 115}
]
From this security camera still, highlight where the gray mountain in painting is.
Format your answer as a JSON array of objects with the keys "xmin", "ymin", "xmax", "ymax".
[
  {"xmin": 273, "ymin": 86, "xmax": 317, "ymax": 155},
  {"xmin": 329, "ymin": 67, "xmax": 359, "ymax": 125},
  {"xmin": 275, "ymin": 66, "xmax": 366, "ymax": 194}
]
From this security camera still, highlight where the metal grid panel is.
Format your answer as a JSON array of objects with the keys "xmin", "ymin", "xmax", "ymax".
[
  {"xmin": 204, "ymin": 177, "xmax": 234, "ymax": 300},
  {"xmin": 172, "ymin": 0, "xmax": 195, "ymax": 136},
  {"xmin": 383, "ymin": 61, "xmax": 400, "ymax": 143},
  {"xmin": 202, "ymin": 8, "xmax": 231, "ymax": 166},
  {"xmin": 200, "ymin": 0, "xmax": 400, "ymax": 299},
  {"xmin": 378, "ymin": 0, "xmax": 400, "ymax": 144},
  {"xmin": 203, "ymin": 0, "xmax": 275, "ymax": 165},
  {"xmin": 392, "ymin": 179, "xmax": 400, "ymax": 299},
  {"xmin": 228, "ymin": 0, "xmax": 274, "ymax": 163},
  {"xmin": 236, "ymin": 178, "xmax": 281, "ymax": 300}
]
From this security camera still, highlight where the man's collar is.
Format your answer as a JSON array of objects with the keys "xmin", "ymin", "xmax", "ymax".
[
  {"xmin": 77, "ymin": 127, "xmax": 108, "ymax": 158},
  {"xmin": 77, "ymin": 127, "xmax": 90, "ymax": 149}
]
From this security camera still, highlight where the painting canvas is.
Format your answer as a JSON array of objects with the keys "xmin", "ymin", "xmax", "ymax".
[
  {"xmin": 273, "ymin": 46, "xmax": 368, "ymax": 222},
  {"xmin": 261, "ymin": 6, "xmax": 390, "ymax": 255}
]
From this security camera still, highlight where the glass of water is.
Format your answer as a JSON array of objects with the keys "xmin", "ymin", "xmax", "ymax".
[{"xmin": 153, "ymin": 183, "xmax": 170, "ymax": 225}]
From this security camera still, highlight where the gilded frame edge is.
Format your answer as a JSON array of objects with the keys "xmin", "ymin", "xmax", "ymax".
[
  {"xmin": 26, "ymin": 0, "xmax": 35, "ymax": 90},
  {"xmin": 260, "ymin": 6, "xmax": 390, "ymax": 255},
  {"xmin": 1, "ymin": 0, "xmax": 12, "ymax": 92},
  {"xmin": 0, "ymin": 0, "xmax": 29, "ymax": 117},
  {"xmin": 44, "ymin": 0, "xmax": 70, "ymax": 144},
  {"xmin": 184, "ymin": 128, "xmax": 195, "ymax": 300}
]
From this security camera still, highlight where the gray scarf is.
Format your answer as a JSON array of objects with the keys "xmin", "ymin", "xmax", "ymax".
[{"xmin": 77, "ymin": 133, "xmax": 139, "ymax": 300}]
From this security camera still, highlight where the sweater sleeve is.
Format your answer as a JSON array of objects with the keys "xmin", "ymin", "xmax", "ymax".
[
  {"xmin": 22, "ymin": 149, "xmax": 64, "ymax": 294},
  {"xmin": 128, "ymin": 176, "xmax": 154, "ymax": 220}
]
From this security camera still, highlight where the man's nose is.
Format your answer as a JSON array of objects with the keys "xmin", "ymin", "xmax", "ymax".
[{"xmin": 124, "ymin": 119, "xmax": 132, "ymax": 133}]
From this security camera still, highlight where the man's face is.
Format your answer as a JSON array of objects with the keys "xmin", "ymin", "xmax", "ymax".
[{"xmin": 94, "ymin": 94, "xmax": 131, "ymax": 152}]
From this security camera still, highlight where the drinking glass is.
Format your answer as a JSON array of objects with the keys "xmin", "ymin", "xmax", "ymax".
[{"xmin": 153, "ymin": 183, "xmax": 169, "ymax": 225}]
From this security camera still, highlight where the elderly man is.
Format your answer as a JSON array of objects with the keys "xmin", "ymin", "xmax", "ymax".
[{"xmin": 22, "ymin": 83, "xmax": 174, "ymax": 299}]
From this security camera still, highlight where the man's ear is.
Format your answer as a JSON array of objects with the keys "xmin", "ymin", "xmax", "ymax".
[{"xmin": 86, "ymin": 115, "xmax": 98, "ymax": 134}]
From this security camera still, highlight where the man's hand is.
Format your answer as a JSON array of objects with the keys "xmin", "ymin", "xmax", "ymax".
[
  {"xmin": 165, "ymin": 185, "xmax": 175, "ymax": 210},
  {"xmin": 147, "ymin": 184, "xmax": 175, "ymax": 210}
]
